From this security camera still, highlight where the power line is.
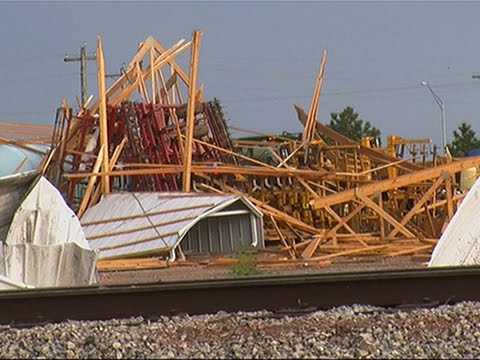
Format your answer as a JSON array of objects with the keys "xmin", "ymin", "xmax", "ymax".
[{"xmin": 222, "ymin": 81, "xmax": 478, "ymax": 104}]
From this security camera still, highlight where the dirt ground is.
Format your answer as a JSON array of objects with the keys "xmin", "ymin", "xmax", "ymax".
[{"xmin": 99, "ymin": 255, "xmax": 429, "ymax": 286}]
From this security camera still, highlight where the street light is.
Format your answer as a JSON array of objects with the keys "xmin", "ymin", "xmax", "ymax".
[{"xmin": 421, "ymin": 81, "xmax": 447, "ymax": 151}]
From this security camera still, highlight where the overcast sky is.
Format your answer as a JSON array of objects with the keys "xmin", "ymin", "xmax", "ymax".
[{"xmin": 1, "ymin": 1, "xmax": 479, "ymax": 147}]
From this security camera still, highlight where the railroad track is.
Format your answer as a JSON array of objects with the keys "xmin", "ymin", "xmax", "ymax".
[{"xmin": 3, "ymin": 266, "xmax": 480, "ymax": 326}]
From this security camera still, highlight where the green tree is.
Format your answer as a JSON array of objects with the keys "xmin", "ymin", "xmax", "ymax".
[
  {"xmin": 448, "ymin": 122, "xmax": 480, "ymax": 157},
  {"xmin": 328, "ymin": 106, "xmax": 381, "ymax": 142}
]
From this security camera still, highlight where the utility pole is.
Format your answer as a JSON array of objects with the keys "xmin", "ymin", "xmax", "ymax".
[{"xmin": 64, "ymin": 43, "xmax": 97, "ymax": 106}]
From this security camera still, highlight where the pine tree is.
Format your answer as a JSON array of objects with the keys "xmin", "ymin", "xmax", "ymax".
[
  {"xmin": 328, "ymin": 106, "xmax": 381, "ymax": 142},
  {"xmin": 448, "ymin": 122, "xmax": 480, "ymax": 157}
]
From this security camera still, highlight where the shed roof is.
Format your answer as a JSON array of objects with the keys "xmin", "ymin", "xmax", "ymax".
[{"xmin": 81, "ymin": 192, "xmax": 262, "ymax": 260}]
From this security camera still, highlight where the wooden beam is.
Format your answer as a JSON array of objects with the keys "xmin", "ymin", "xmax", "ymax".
[
  {"xmin": 310, "ymin": 244, "xmax": 389, "ymax": 261},
  {"xmin": 126, "ymin": 36, "xmax": 154, "ymax": 68},
  {"xmin": 444, "ymin": 174, "xmax": 454, "ymax": 220},
  {"xmin": 311, "ymin": 155, "xmax": 480, "ymax": 209},
  {"xmin": 270, "ymin": 216, "xmax": 296, "ymax": 259},
  {"xmin": 324, "ymin": 205, "xmax": 363, "ymax": 241},
  {"xmin": 102, "ymin": 39, "xmax": 190, "ymax": 109},
  {"xmin": 188, "ymin": 136, "xmax": 281, "ymax": 170},
  {"xmin": 136, "ymin": 62, "xmax": 149, "ymax": 103},
  {"xmin": 159, "ymin": 72, "xmax": 178, "ymax": 104},
  {"xmin": 294, "ymin": 104, "xmax": 423, "ymax": 172},
  {"xmin": 151, "ymin": 37, "xmax": 190, "ymax": 85},
  {"xmin": 378, "ymin": 194, "xmax": 385, "ymax": 240},
  {"xmin": 62, "ymin": 163, "xmax": 330, "ymax": 179},
  {"xmin": 77, "ymin": 145, "xmax": 104, "ymax": 218},
  {"xmin": 182, "ymin": 29, "xmax": 202, "ymax": 192},
  {"xmin": 304, "ymin": 49, "xmax": 327, "ymax": 143},
  {"xmin": 356, "ymin": 191, "xmax": 416, "ymax": 238},
  {"xmin": 387, "ymin": 244, "xmax": 433, "ymax": 257},
  {"xmin": 12, "ymin": 157, "xmax": 28, "ymax": 174},
  {"xmin": 96, "ymin": 34, "xmax": 110, "ymax": 194},
  {"xmin": 87, "ymin": 136, "xmax": 128, "ymax": 209},
  {"xmin": 387, "ymin": 174, "xmax": 446, "ymax": 238},
  {"xmin": 88, "ymin": 37, "xmax": 186, "ymax": 113}
]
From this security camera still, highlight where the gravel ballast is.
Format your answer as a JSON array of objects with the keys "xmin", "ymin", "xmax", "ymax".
[{"xmin": 1, "ymin": 301, "xmax": 480, "ymax": 359}]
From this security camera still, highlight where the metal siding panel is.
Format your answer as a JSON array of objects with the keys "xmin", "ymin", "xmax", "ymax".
[
  {"xmin": 208, "ymin": 218, "xmax": 215, "ymax": 253},
  {"xmin": 240, "ymin": 214, "xmax": 253, "ymax": 246},
  {"xmin": 220, "ymin": 218, "xmax": 230, "ymax": 253}
]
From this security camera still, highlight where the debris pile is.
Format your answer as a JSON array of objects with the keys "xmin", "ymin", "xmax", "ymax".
[{"xmin": 36, "ymin": 29, "xmax": 480, "ymax": 268}]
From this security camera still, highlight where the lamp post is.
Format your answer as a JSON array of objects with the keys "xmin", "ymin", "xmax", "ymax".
[{"xmin": 421, "ymin": 81, "xmax": 447, "ymax": 151}]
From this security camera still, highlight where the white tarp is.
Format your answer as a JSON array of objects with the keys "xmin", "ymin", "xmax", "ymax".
[
  {"xmin": 2, "ymin": 176, "xmax": 97, "ymax": 287},
  {"xmin": 429, "ymin": 174, "xmax": 480, "ymax": 267}
]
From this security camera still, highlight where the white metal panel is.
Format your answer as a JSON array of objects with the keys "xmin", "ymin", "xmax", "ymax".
[
  {"xmin": 429, "ymin": 175, "xmax": 480, "ymax": 266},
  {"xmin": 3, "ymin": 176, "xmax": 97, "ymax": 288}
]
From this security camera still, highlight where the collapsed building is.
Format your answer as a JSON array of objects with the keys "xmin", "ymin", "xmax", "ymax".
[{"xmin": 0, "ymin": 29, "xmax": 476, "ymax": 271}]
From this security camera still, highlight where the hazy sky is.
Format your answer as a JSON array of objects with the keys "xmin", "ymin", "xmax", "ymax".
[{"xmin": 1, "ymin": 1, "xmax": 480, "ymax": 147}]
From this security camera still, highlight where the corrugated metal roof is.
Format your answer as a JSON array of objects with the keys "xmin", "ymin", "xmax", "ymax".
[{"xmin": 81, "ymin": 192, "xmax": 262, "ymax": 260}]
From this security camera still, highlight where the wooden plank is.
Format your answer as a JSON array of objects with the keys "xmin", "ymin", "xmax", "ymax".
[
  {"xmin": 311, "ymin": 156, "xmax": 480, "ymax": 209},
  {"xmin": 88, "ymin": 37, "xmax": 186, "ymax": 113},
  {"xmin": 151, "ymin": 37, "xmax": 190, "ymax": 85},
  {"xmin": 62, "ymin": 163, "xmax": 330, "ymax": 179},
  {"xmin": 378, "ymin": 194, "xmax": 385, "ymax": 240},
  {"xmin": 96, "ymin": 34, "xmax": 110, "ymax": 195},
  {"xmin": 444, "ymin": 174, "xmax": 454, "ymax": 220},
  {"xmin": 97, "ymin": 257, "xmax": 168, "ymax": 271},
  {"xmin": 294, "ymin": 104, "xmax": 423, "ymax": 172},
  {"xmin": 12, "ymin": 157, "xmax": 27, "ymax": 174},
  {"xmin": 300, "ymin": 233, "xmax": 324, "ymax": 259},
  {"xmin": 301, "ymin": 203, "xmax": 365, "ymax": 259},
  {"xmin": 77, "ymin": 145, "xmax": 104, "ymax": 218},
  {"xmin": 304, "ymin": 49, "xmax": 327, "ymax": 143},
  {"xmin": 387, "ymin": 244, "xmax": 433, "ymax": 257},
  {"xmin": 270, "ymin": 216, "xmax": 296, "ymax": 259},
  {"xmin": 136, "ymin": 62, "xmax": 149, "ymax": 103},
  {"xmin": 108, "ymin": 39, "xmax": 190, "ymax": 107},
  {"xmin": 188, "ymin": 136, "xmax": 282, "ymax": 170},
  {"xmin": 87, "ymin": 136, "xmax": 128, "ymax": 209},
  {"xmin": 0, "ymin": 137, "xmax": 49, "ymax": 155},
  {"xmin": 310, "ymin": 244, "xmax": 389, "ymax": 261},
  {"xmin": 387, "ymin": 175, "xmax": 445, "ymax": 238},
  {"xmin": 158, "ymin": 72, "xmax": 178, "ymax": 104},
  {"xmin": 324, "ymin": 205, "xmax": 366, "ymax": 243},
  {"xmin": 126, "ymin": 36, "xmax": 154, "ymax": 68},
  {"xmin": 182, "ymin": 29, "xmax": 202, "ymax": 192}
]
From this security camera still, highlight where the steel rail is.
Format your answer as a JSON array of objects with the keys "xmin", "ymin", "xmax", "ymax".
[{"xmin": 2, "ymin": 266, "xmax": 480, "ymax": 326}]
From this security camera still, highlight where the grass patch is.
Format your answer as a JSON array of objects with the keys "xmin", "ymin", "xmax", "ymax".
[{"xmin": 230, "ymin": 241, "xmax": 258, "ymax": 277}]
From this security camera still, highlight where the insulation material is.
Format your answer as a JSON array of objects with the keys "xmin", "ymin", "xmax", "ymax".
[
  {"xmin": 2, "ymin": 176, "xmax": 97, "ymax": 287},
  {"xmin": 429, "ymin": 175, "xmax": 480, "ymax": 267}
]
